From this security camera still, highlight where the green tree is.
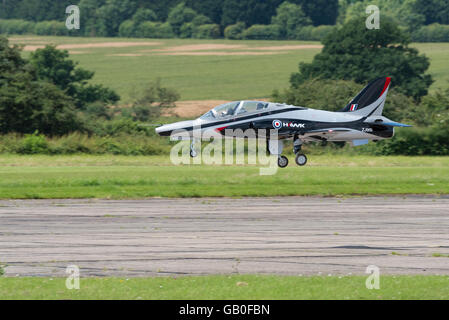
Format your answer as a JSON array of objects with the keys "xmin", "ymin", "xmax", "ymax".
[
  {"xmin": 221, "ymin": 0, "xmax": 247, "ymax": 26},
  {"xmin": 185, "ymin": 0, "xmax": 223, "ymax": 24},
  {"xmin": 132, "ymin": 8, "xmax": 158, "ymax": 24},
  {"xmin": 128, "ymin": 78, "xmax": 180, "ymax": 120},
  {"xmin": 221, "ymin": 0, "xmax": 283, "ymax": 27},
  {"xmin": 0, "ymin": 0, "xmax": 18, "ymax": 19},
  {"xmin": 296, "ymin": 0, "xmax": 339, "ymax": 26},
  {"xmin": 271, "ymin": 2, "xmax": 311, "ymax": 39},
  {"xmin": 412, "ymin": 0, "xmax": 449, "ymax": 25},
  {"xmin": 291, "ymin": 17, "xmax": 433, "ymax": 100},
  {"xmin": 342, "ymin": 0, "xmax": 425, "ymax": 32},
  {"xmin": 167, "ymin": 2, "xmax": 198, "ymax": 35},
  {"xmin": 414, "ymin": 89, "xmax": 449, "ymax": 126},
  {"xmin": 118, "ymin": 8, "xmax": 159, "ymax": 37},
  {"xmin": 78, "ymin": 0, "xmax": 107, "ymax": 36},
  {"xmin": 224, "ymin": 22, "xmax": 246, "ymax": 39},
  {"xmin": 193, "ymin": 24, "xmax": 220, "ymax": 39},
  {"xmin": 29, "ymin": 45, "xmax": 119, "ymax": 108},
  {"xmin": 0, "ymin": 37, "xmax": 79, "ymax": 135},
  {"xmin": 192, "ymin": 14, "xmax": 212, "ymax": 26},
  {"xmin": 96, "ymin": 0, "xmax": 137, "ymax": 36},
  {"xmin": 134, "ymin": 0, "xmax": 180, "ymax": 22},
  {"xmin": 243, "ymin": 24, "xmax": 281, "ymax": 40},
  {"xmin": 13, "ymin": 0, "xmax": 73, "ymax": 22}
]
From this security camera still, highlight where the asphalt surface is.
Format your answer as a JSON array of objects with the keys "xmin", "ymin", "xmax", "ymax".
[{"xmin": 1, "ymin": 196, "xmax": 449, "ymax": 277}]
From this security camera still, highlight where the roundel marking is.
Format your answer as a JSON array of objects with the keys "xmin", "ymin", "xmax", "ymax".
[{"xmin": 272, "ymin": 120, "xmax": 282, "ymax": 129}]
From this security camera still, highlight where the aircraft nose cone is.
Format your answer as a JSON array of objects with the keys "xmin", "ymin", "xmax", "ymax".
[
  {"xmin": 155, "ymin": 120, "xmax": 196, "ymax": 137},
  {"xmin": 155, "ymin": 124, "xmax": 171, "ymax": 136}
]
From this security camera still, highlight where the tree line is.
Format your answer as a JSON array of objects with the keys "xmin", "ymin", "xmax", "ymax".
[
  {"xmin": 1, "ymin": 0, "xmax": 449, "ymax": 41},
  {"xmin": 0, "ymin": 0, "xmax": 338, "ymax": 27},
  {"xmin": 0, "ymin": 36, "xmax": 120, "ymax": 135},
  {"xmin": 273, "ymin": 16, "xmax": 449, "ymax": 155},
  {"xmin": 2, "ymin": 0, "xmax": 448, "ymax": 28}
]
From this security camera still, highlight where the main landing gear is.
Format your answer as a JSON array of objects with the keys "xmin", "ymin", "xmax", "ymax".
[
  {"xmin": 269, "ymin": 137, "xmax": 308, "ymax": 168},
  {"xmin": 295, "ymin": 153, "xmax": 307, "ymax": 166},
  {"xmin": 293, "ymin": 136, "xmax": 307, "ymax": 166}
]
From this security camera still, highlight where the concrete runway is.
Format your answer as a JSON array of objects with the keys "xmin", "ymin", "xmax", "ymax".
[{"xmin": 1, "ymin": 196, "xmax": 449, "ymax": 277}]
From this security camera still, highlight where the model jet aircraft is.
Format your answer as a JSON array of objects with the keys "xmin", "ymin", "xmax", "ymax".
[{"xmin": 156, "ymin": 77, "xmax": 411, "ymax": 168}]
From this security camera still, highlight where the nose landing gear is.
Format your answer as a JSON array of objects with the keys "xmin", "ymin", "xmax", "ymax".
[
  {"xmin": 190, "ymin": 139, "xmax": 198, "ymax": 158},
  {"xmin": 268, "ymin": 137, "xmax": 308, "ymax": 168}
]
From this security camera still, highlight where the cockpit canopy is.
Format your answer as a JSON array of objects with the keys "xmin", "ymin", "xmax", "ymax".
[{"xmin": 200, "ymin": 101, "xmax": 273, "ymax": 120}]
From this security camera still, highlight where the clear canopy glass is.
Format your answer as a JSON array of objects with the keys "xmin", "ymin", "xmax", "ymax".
[
  {"xmin": 200, "ymin": 101, "xmax": 240, "ymax": 120},
  {"xmin": 200, "ymin": 101, "xmax": 270, "ymax": 120},
  {"xmin": 236, "ymin": 101, "xmax": 269, "ymax": 115}
]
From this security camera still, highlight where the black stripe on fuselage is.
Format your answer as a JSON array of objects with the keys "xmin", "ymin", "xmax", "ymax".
[
  {"xmin": 161, "ymin": 103, "xmax": 392, "ymax": 139},
  {"xmin": 158, "ymin": 107, "xmax": 300, "ymax": 136},
  {"xmin": 223, "ymin": 114, "xmax": 393, "ymax": 139}
]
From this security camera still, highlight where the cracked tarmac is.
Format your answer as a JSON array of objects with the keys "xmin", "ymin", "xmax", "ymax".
[{"xmin": 1, "ymin": 196, "xmax": 448, "ymax": 277}]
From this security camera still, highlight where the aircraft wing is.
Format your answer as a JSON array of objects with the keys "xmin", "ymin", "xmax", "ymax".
[
  {"xmin": 364, "ymin": 117, "xmax": 412, "ymax": 127},
  {"xmin": 301, "ymin": 129, "xmax": 351, "ymax": 141}
]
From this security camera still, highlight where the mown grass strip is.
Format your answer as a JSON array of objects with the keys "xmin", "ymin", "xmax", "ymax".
[
  {"xmin": 1, "ymin": 275, "xmax": 448, "ymax": 300},
  {"xmin": 0, "ymin": 160, "xmax": 448, "ymax": 198}
]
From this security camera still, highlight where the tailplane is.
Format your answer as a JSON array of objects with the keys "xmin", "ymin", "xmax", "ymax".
[{"xmin": 340, "ymin": 77, "xmax": 391, "ymax": 117}]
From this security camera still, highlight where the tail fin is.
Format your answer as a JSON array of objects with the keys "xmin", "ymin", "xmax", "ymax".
[{"xmin": 340, "ymin": 77, "xmax": 391, "ymax": 117}]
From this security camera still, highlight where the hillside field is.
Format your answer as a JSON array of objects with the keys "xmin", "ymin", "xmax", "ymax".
[{"xmin": 9, "ymin": 36, "xmax": 449, "ymax": 103}]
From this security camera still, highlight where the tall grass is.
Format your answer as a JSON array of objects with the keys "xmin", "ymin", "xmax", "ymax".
[{"xmin": 0, "ymin": 133, "xmax": 171, "ymax": 155}]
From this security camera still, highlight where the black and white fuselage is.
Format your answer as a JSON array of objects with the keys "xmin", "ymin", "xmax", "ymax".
[
  {"xmin": 156, "ymin": 103, "xmax": 394, "ymax": 142},
  {"xmin": 156, "ymin": 77, "xmax": 411, "ymax": 166}
]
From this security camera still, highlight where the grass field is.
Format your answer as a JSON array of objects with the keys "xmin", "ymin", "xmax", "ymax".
[
  {"xmin": 0, "ymin": 155, "xmax": 447, "ymax": 199},
  {"xmin": 8, "ymin": 36, "xmax": 449, "ymax": 102},
  {"xmin": 1, "ymin": 275, "xmax": 448, "ymax": 300}
]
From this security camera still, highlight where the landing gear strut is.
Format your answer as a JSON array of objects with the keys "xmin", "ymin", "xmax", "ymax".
[
  {"xmin": 267, "ymin": 139, "xmax": 288, "ymax": 168},
  {"xmin": 190, "ymin": 139, "xmax": 198, "ymax": 158},
  {"xmin": 267, "ymin": 137, "xmax": 308, "ymax": 168},
  {"xmin": 293, "ymin": 136, "xmax": 307, "ymax": 166}
]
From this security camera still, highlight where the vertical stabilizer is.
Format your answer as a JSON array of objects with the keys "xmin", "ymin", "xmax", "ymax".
[{"xmin": 340, "ymin": 77, "xmax": 391, "ymax": 117}]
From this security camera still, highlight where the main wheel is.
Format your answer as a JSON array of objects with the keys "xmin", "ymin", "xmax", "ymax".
[
  {"xmin": 190, "ymin": 149, "xmax": 197, "ymax": 158},
  {"xmin": 277, "ymin": 156, "xmax": 289, "ymax": 168},
  {"xmin": 295, "ymin": 153, "xmax": 307, "ymax": 166}
]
